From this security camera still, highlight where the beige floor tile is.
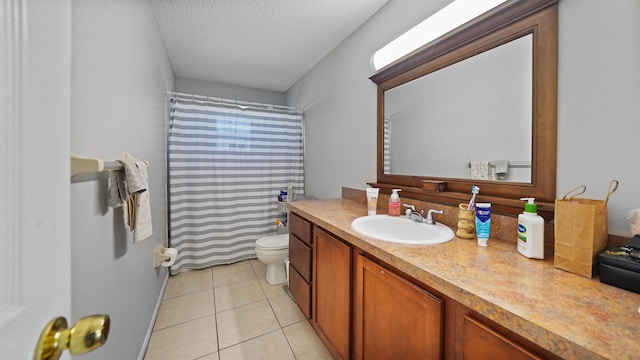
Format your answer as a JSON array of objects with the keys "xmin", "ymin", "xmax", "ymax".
[
  {"xmin": 283, "ymin": 320, "xmax": 333, "ymax": 360},
  {"xmin": 196, "ymin": 353, "xmax": 219, "ymax": 360},
  {"xmin": 249, "ymin": 258, "xmax": 267, "ymax": 277},
  {"xmin": 268, "ymin": 293, "xmax": 306, "ymax": 327},
  {"xmin": 164, "ymin": 268, "xmax": 213, "ymax": 299},
  {"xmin": 257, "ymin": 276, "xmax": 287, "ymax": 299},
  {"xmin": 154, "ymin": 289, "xmax": 215, "ymax": 330},
  {"xmin": 214, "ymin": 278, "xmax": 266, "ymax": 312},
  {"xmin": 144, "ymin": 315, "xmax": 217, "ymax": 360},
  {"xmin": 212, "ymin": 261, "xmax": 257, "ymax": 288},
  {"xmin": 146, "ymin": 263, "xmax": 331, "ymax": 360},
  {"xmin": 216, "ymin": 299, "xmax": 281, "ymax": 349},
  {"xmin": 218, "ymin": 329, "xmax": 295, "ymax": 360}
]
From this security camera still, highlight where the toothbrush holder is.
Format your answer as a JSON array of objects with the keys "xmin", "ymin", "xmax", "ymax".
[{"xmin": 456, "ymin": 203, "xmax": 476, "ymax": 239}]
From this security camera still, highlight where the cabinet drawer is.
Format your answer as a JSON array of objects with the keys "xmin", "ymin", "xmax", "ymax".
[
  {"xmin": 289, "ymin": 234, "xmax": 312, "ymax": 282},
  {"xmin": 289, "ymin": 266, "xmax": 311, "ymax": 319},
  {"xmin": 463, "ymin": 315, "xmax": 543, "ymax": 360},
  {"xmin": 289, "ymin": 212, "xmax": 312, "ymax": 245}
]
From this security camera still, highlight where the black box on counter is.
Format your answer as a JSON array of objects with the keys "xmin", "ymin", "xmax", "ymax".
[{"xmin": 599, "ymin": 236, "xmax": 640, "ymax": 294}]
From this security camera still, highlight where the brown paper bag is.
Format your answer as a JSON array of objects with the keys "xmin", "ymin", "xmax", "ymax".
[{"xmin": 553, "ymin": 180, "xmax": 619, "ymax": 277}]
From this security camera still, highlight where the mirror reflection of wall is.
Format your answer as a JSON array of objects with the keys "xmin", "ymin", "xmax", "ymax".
[{"xmin": 384, "ymin": 34, "xmax": 532, "ymax": 182}]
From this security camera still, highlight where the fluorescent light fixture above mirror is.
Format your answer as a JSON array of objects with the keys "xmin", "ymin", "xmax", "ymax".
[{"xmin": 371, "ymin": 0, "xmax": 508, "ymax": 71}]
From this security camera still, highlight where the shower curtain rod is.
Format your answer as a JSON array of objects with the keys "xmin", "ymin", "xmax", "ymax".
[{"xmin": 168, "ymin": 91, "xmax": 302, "ymax": 114}]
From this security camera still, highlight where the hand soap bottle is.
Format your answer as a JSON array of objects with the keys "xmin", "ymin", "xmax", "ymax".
[
  {"xmin": 517, "ymin": 197, "xmax": 544, "ymax": 259},
  {"xmin": 388, "ymin": 189, "xmax": 401, "ymax": 216}
]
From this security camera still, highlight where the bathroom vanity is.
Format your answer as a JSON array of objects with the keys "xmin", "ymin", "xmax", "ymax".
[{"xmin": 288, "ymin": 197, "xmax": 640, "ymax": 360}]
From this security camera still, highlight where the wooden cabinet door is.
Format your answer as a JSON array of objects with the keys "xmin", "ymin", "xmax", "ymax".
[
  {"xmin": 463, "ymin": 315, "xmax": 543, "ymax": 360},
  {"xmin": 353, "ymin": 254, "xmax": 444, "ymax": 360},
  {"xmin": 314, "ymin": 227, "xmax": 351, "ymax": 360}
]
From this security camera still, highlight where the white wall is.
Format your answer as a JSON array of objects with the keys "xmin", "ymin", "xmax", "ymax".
[
  {"xmin": 286, "ymin": 0, "xmax": 451, "ymax": 200},
  {"xmin": 70, "ymin": 0, "xmax": 174, "ymax": 359},
  {"xmin": 556, "ymin": 0, "xmax": 640, "ymax": 235},
  {"xmin": 176, "ymin": 77, "xmax": 285, "ymax": 105},
  {"xmin": 286, "ymin": 0, "xmax": 640, "ymax": 236}
]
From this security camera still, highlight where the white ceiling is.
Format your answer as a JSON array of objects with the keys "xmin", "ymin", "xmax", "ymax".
[{"xmin": 152, "ymin": 0, "xmax": 389, "ymax": 93}]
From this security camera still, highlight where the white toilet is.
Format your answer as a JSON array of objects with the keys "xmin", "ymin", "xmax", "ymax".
[{"xmin": 255, "ymin": 233, "xmax": 289, "ymax": 285}]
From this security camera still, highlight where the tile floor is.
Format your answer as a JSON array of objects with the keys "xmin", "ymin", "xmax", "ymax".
[{"xmin": 143, "ymin": 259, "xmax": 333, "ymax": 360}]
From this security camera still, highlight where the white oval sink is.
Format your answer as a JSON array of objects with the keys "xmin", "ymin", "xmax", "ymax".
[{"xmin": 351, "ymin": 215, "xmax": 454, "ymax": 245}]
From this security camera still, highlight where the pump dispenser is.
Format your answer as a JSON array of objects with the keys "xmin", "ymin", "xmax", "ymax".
[
  {"xmin": 517, "ymin": 198, "xmax": 544, "ymax": 259},
  {"xmin": 388, "ymin": 189, "xmax": 401, "ymax": 216}
]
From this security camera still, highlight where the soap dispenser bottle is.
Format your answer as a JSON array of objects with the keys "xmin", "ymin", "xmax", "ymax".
[
  {"xmin": 388, "ymin": 189, "xmax": 401, "ymax": 216},
  {"xmin": 517, "ymin": 197, "xmax": 544, "ymax": 259}
]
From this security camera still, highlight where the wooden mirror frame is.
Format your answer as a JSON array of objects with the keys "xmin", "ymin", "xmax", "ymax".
[{"xmin": 369, "ymin": 0, "xmax": 558, "ymax": 216}]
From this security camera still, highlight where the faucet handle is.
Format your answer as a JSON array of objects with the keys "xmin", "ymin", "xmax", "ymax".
[
  {"xmin": 403, "ymin": 204, "xmax": 416, "ymax": 211},
  {"xmin": 403, "ymin": 204, "xmax": 425, "ymax": 216},
  {"xmin": 425, "ymin": 209, "xmax": 444, "ymax": 225}
]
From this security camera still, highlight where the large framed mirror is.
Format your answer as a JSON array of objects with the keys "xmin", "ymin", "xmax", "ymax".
[{"xmin": 370, "ymin": 0, "xmax": 558, "ymax": 215}]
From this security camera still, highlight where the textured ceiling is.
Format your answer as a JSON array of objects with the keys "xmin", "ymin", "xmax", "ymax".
[{"xmin": 152, "ymin": 0, "xmax": 389, "ymax": 92}]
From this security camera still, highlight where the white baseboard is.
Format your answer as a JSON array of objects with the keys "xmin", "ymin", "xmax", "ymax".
[{"xmin": 137, "ymin": 270, "xmax": 169, "ymax": 360}]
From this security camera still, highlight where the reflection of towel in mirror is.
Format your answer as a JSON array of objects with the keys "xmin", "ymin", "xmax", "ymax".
[
  {"xmin": 470, "ymin": 160, "xmax": 490, "ymax": 180},
  {"xmin": 494, "ymin": 160, "xmax": 509, "ymax": 180}
]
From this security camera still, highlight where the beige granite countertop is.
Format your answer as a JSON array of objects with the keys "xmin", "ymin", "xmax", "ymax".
[{"xmin": 288, "ymin": 198, "xmax": 640, "ymax": 360}]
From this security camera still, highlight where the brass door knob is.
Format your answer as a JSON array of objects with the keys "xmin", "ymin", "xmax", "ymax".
[{"xmin": 34, "ymin": 314, "xmax": 110, "ymax": 360}]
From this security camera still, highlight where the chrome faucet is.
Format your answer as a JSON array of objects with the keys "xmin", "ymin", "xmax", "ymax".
[
  {"xmin": 403, "ymin": 204, "xmax": 425, "ymax": 222},
  {"xmin": 425, "ymin": 209, "xmax": 444, "ymax": 225},
  {"xmin": 403, "ymin": 204, "xmax": 444, "ymax": 225}
]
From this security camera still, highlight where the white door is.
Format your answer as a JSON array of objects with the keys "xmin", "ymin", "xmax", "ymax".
[{"xmin": 0, "ymin": 0, "xmax": 72, "ymax": 358}]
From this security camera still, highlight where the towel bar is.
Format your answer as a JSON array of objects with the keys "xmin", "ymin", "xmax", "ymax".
[
  {"xmin": 71, "ymin": 153, "xmax": 148, "ymax": 177},
  {"xmin": 466, "ymin": 161, "xmax": 531, "ymax": 169}
]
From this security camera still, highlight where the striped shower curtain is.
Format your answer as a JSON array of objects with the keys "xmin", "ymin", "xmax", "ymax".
[{"xmin": 167, "ymin": 97, "xmax": 304, "ymax": 275}]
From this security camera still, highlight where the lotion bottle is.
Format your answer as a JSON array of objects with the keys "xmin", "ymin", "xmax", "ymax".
[
  {"xmin": 388, "ymin": 189, "xmax": 401, "ymax": 216},
  {"xmin": 517, "ymin": 198, "xmax": 544, "ymax": 259},
  {"xmin": 475, "ymin": 203, "xmax": 491, "ymax": 246}
]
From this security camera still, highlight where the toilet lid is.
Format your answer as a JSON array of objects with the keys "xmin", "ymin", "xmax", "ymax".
[{"xmin": 256, "ymin": 233, "xmax": 289, "ymax": 249}]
